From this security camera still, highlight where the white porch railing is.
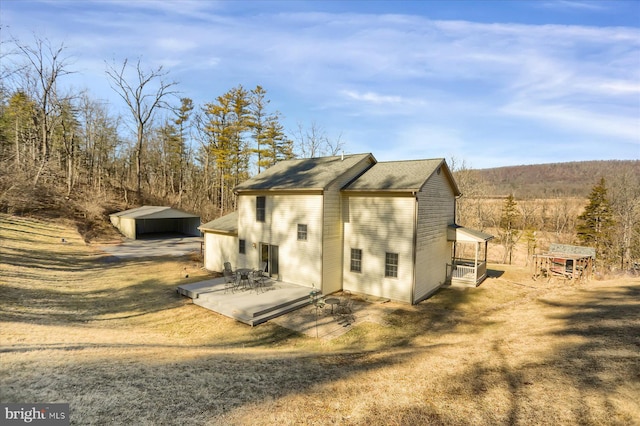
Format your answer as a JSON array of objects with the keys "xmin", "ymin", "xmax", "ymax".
[{"xmin": 447, "ymin": 259, "xmax": 487, "ymax": 286}]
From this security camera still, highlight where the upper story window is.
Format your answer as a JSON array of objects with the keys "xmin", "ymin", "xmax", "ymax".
[
  {"xmin": 297, "ymin": 224, "xmax": 308, "ymax": 241},
  {"xmin": 350, "ymin": 248, "xmax": 362, "ymax": 273},
  {"xmin": 385, "ymin": 252, "xmax": 398, "ymax": 278},
  {"xmin": 239, "ymin": 239, "xmax": 246, "ymax": 254},
  {"xmin": 256, "ymin": 196, "xmax": 266, "ymax": 222}
]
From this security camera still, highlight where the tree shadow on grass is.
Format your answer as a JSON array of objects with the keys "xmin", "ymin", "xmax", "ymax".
[
  {"xmin": 2, "ymin": 346, "xmax": 423, "ymax": 424},
  {"xmin": 449, "ymin": 281, "xmax": 640, "ymax": 425},
  {"xmin": 0, "ymin": 277, "xmax": 188, "ymax": 324},
  {"xmin": 542, "ymin": 283, "xmax": 640, "ymax": 389}
]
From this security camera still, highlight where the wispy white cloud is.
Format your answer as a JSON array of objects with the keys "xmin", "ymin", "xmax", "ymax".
[
  {"xmin": 540, "ymin": 1, "xmax": 607, "ymax": 11},
  {"xmin": 4, "ymin": 1, "xmax": 639, "ymax": 165},
  {"xmin": 341, "ymin": 90, "xmax": 402, "ymax": 104},
  {"xmin": 503, "ymin": 101, "xmax": 640, "ymax": 142}
]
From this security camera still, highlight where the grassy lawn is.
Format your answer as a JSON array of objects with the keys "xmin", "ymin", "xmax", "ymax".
[{"xmin": 1, "ymin": 213, "xmax": 638, "ymax": 425}]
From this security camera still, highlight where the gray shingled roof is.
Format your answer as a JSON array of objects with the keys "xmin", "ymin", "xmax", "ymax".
[
  {"xmin": 234, "ymin": 153, "xmax": 374, "ymax": 192},
  {"xmin": 343, "ymin": 158, "xmax": 456, "ymax": 192},
  {"xmin": 110, "ymin": 206, "xmax": 199, "ymax": 219},
  {"xmin": 199, "ymin": 211, "xmax": 238, "ymax": 234}
]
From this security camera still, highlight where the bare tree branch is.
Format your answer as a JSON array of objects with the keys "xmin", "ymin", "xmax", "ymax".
[{"xmin": 105, "ymin": 57, "xmax": 178, "ymax": 196}]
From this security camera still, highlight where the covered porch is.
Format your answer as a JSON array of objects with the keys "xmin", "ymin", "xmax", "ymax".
[{"xmin": 446, "ymin": 225, "xmax": 494, "ymax": 287}]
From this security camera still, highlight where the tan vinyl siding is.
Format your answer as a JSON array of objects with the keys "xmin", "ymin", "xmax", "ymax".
[
  {"xmin": 322, "ymin": 155, "xmax": 375, "ymax": 294},
  {"xmin": 322, "ymin": 189, "xmax": 343, "ymax": 294},
  {"xmin": 238, "ymin": 193, "xmax": 322, "ymax": 287},
  {"xmin": 414, "ymin": 171, "xmax": 456, "ymax": 302},
  {"xmin": 236, "ymin": 195, "xmax": 265, "ymax": 269},
  {"xmin": 203, "ymin": 232, "xmax": 237, "ymax": 272},
  {"xmin": 342, "ymin": 195, "xmax": 415, "ymax": 303}
]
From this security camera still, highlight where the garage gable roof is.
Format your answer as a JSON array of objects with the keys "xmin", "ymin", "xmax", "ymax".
[{"xmin": 110, "ymin": 206, "xmax": 199, "ymax": 219}]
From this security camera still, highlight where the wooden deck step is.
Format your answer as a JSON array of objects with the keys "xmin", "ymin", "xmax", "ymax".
[{"xmin": 249, "ymin": 298, "xmax": 311, "ymax": 326}]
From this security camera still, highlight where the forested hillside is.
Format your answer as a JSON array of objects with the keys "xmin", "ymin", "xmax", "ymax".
[
  {"xmin": 468, "ymin": 160, "xmax": 640, "ymax": 199},
  {"xmin": 453, "ymin": 160, "xmax": 639, "ymax": 272}
]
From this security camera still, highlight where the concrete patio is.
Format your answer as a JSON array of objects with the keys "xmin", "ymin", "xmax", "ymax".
[
  {"xmin": 178, "ymin": 277, "xmax": 399, "ymax": 339},
  {"xmin": 177, "ymin": 277, "xmax": 313, "ymax": 326}
]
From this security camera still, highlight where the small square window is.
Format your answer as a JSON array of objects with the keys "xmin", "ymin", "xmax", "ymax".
[
  {"xmin": 239, "ymin": 239, "xmax": 246, "ymax": 254},
  {"xmin": 256, "ymin": 196, "xmax": 265, "ymax": 222},
  {"xmin": 350, "ymin": 248, "xmax": 362, "ymax": 273},
  {"xmin": 297, "ymin": 224, "xmax": 307, "ymax": 241},
  {"xmin": 385, "ymin": 252, "xmax": 398, "ymax": 278}
]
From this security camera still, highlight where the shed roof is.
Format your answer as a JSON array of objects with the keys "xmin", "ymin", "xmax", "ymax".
[
  {"xmin": 199, "ymin": 211, "xmax": 238, "ymax": 235},
  {"xmin": 548, "ymin": 243, "xmax": 596, "ymax": 259},
  {"xmin": 343, "ymin": 158, "xmax": 461, "ymax": 195},
  {"xmin": 447, "ymin": 225, "xmax": 494, "ymax": 242},
  {"xmin": 234, "ymin": 153, "xmax": 375, "ymax": 192},
  {"xmin": 110, "ymin": 206, "xmax": 199, "ymax": 219}
]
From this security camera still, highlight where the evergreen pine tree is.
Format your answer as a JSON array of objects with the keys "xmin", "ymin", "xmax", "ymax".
[
  {"xmin": 576, "ymin": 177, "xmax": 615, "ymax": 266},
  {"xmin": 500, "ymin": 194, "xmax": 520, "ymax": 264}
]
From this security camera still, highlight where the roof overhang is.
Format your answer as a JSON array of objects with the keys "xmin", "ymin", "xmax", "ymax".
[
  {"xmin": 199, "ymin": 211, "xmax": 238, "ymax": 236},
  {"xmin": 234, "ymin": 189, "xmax": 324, "ymax": 196},
  {"xmin": 110, "ymin": 206, "xmax": 199, "ymax": 220}
]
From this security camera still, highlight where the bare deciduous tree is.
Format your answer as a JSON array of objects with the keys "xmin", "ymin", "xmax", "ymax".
[
  {"xmin": 14, "ymin": 37, "xmax": 73, "ymax": 186},
  {"xmin": 292, "ymin": 120, "xmax": 344, "ymax": 158},
  {"xmin": 106, "ymin": 58, "xmax": 177, "ymax": 197}
]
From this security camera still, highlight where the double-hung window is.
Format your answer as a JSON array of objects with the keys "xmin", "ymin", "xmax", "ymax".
[
  {"xmin": 350, "ymin": 248, "xmax": 362, "ymax": 273},
  {"xmin": 297, "ymin": 224, "xmax": 308, "ymax": 241},
  {"xmin": 256, "ymin": 196, "xmax": 266, "ymax": 222},
  {"xmin": 385, "ymin": 252, "xmax": 398, "ymax": 278}
]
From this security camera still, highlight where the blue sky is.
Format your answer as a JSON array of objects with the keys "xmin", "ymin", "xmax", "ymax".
[{"xmin": 2, "ymin": 0, "xmax": 639, "ymax": 168}]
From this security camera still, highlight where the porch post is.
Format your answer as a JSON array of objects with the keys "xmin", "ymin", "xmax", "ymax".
[
  {"xmin": 452, "ymin": 241, "xmax": 457, "ymax": 264},
  {"xmin": 474, "ymin": 242, "xmax": 479, "ymax": 283}
]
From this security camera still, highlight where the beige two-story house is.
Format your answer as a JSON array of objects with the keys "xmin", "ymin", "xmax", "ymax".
[{"xmin": 200, "ymin": 153, "xmax": 491, "ymax": 304}]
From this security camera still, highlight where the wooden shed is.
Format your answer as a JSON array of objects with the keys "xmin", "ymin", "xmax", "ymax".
[
  {"xmin": 532, "ymin": 243, "xmax": 595, "ymax": 281},
  {"xmin": 109, "ymin": 206, "xmax": 201, "ymax": 240}
]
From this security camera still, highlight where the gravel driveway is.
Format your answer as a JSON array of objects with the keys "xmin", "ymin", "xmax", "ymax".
[{"xmin": 98, "ymin": 235, "xmax": 202, "ymax": 259}]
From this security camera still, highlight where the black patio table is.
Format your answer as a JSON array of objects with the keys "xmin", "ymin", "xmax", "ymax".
[
  {"xmin": 236, "ymin": 268, "xmax": 253, "ymax": 290},
  {"xmin": 324, "ymin": 297, "xmax": 340, "ymax": 314}
]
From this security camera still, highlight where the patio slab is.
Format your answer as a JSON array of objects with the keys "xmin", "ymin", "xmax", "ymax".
[
  {"xmin": 272, "ymin": 293, "xmax": 399, "ymax": 340},
  {"xmin": 177, "ymin": 278, "xmax": 313, "ymax": 326},
  {"xmin": 178, "ymin": 280, "xmax": 399, "ymax": 338}
]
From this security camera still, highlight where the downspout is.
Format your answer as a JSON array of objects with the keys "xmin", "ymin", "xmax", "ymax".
[
  {"xmin": 452, "ymin": 193, "xmax": 463, "ymax": 279},
  {"xmin": 321, "ymin": 190, "xmax": 325, "ymax": 294},
  {"xmin": 411, "ymin": 191, "xmax": 418, "ymax": 304},
  {"xmin": 454, "ymin": 193, "xmax": 463, "ymax": 225}
]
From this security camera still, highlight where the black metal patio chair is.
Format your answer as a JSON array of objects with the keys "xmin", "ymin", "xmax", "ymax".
[
  {"xmin": 223, "ymin": 269, "xmax": 236, "ymax": 293},
  {"xmin": 250, "ymin": 269, "xmax": 267, "ymax": 293}
]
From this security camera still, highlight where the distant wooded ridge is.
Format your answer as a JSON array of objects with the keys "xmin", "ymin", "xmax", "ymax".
[{"xmin": 465, "ymin": 160, "xmax": 640, "ymax": 199}]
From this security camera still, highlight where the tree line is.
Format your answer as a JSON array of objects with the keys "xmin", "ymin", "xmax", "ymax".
[{"xmin": 0, "ymin": 36, "xmax": 343, "ymax": 221}]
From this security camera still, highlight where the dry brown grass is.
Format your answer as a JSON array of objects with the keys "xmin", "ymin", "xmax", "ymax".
[{"xmin": 1, "ymin": 213, "xmax": 638, "ymax": 425}]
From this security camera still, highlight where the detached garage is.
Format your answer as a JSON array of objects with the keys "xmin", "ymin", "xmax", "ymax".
[{"xmin": 110, "ymin": 206, "xmax": 201, "ymax": 239}]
